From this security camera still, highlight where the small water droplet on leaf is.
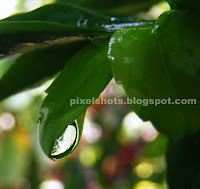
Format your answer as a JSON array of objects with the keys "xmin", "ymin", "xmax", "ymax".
[{"xmin": 77, "ymin": 16, "xmax": 88, "ymax": 27}]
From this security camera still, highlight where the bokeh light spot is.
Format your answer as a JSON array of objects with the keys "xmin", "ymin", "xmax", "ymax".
[
  {"xmin": 82, "ymin": 116, "xmax": 102, "ymax": 143},
  {"xmin": 135, "ymin": 162, "xmax": 153, "ymax": 179},
  {"xmin": 40, "ymin": 180, "xmax": 64, "ymax": 189},
  {"xmin": 142, "ymin": 122, "xmax": 158, "ymax": 142},
  {"xmin": 134, "ymin": 181, "xmax": 162, "ymax": 189},
  {"xmin": 0, "ymin": 112, "xmax": 15, "ymax": 130},
  {"xmin": 0, "ymin": 0, "xmax": 17, "ymax": 19},
  {"xmin": 79, "ymin": 146, "xmax": 97, "ymax": 167}
]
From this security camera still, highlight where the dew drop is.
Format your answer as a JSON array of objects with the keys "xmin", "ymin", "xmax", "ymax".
[
  {"xmin": 77, "ymin": 16, "xmax": 88, "ymax": 27},
  {"xmin": 108, "ymin": 37, "xmax": 115, "ymax": 62},
  {"xmin": 51, "ymin": 120, "xmax": 79, "ymax": 158}
]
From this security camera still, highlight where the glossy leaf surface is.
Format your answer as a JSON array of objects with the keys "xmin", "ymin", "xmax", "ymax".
[
  {"xmin": 109, "ymin": 11, "xmax": 200, "ymax": 137},
  {"xmin": 39, "ymin": 42, "xmax": 112, "ymax": 159},
  {"xmin": 0, "ymin": 38, "xmax": 90, "ymax": 101}
]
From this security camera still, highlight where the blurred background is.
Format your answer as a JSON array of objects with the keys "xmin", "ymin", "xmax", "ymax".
[{"xmin": 0, "ymin": 0, "xmax": 170, "ymax": 189}]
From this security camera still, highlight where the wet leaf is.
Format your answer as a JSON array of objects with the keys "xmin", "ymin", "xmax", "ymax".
[
  {"xmin": 39, "ymin": 42, "xmax": 112, "ymax": 159},
  {"xmin": 109, "ymin": 11, "xmax": 200, "ymax": 137}
]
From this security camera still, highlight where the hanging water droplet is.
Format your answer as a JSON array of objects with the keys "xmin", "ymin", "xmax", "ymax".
[{"xmin": 51, "ymin": 120, "xmax": 79, "ymax": 159}]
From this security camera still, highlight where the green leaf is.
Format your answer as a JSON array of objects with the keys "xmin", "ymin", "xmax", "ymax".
[
  {"xmin": 0, "ymin": 21, "xmax": 110, "ymax": 57},
  {"xmin": 56, "ymin": 0, "xmax": 161, "ymax": 15},
  {"xmin": 39, "ymin": 42, "xmax": 112, "ymax": 159},
  {"xmin": 167, "ymin": 132, "xmax": 200, "ymax": 189},
  {"xmin": 2, "ymin": 3, "xmax": 148, "ymax": 30},
  {"xmin": 0, "ymin": 38, "xmax": 91, "ymax": 101},
  {"xmin": 109, "ymin": 11, "xmax": 200, "ymax": 137}
]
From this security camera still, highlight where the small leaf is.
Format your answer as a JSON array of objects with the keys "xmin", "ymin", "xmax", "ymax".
[
  {"xmin": 39, "ymin": 42, "xmax": 112, "ymax": 159},
  {"xmin": 0, "ymin": 38, "xmax": 90, "ymax": 101}
]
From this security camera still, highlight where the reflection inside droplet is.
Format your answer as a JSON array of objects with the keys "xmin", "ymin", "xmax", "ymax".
[{"xmin": 51, "ymin": 121, "xmax": 78, "ymax": 157}]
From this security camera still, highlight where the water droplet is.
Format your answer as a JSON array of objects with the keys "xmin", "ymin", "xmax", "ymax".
[
  {"xmin": 77, "ymin": 16, "xmax": 88, "ymax": 27},
  {"xmin": 103, "ymin": 22, "xmax": 148, "ymax": 31},
  {"xmin": 108, "ymin": 37, "xmax": 115, "ymax": 62},
  {"xmin": 51, "ymin": 120, "xmax": 79, "ymax": 159},
  {"xmin": 151, "ymin": 25, "xmax": 159, "ymax": 33}
]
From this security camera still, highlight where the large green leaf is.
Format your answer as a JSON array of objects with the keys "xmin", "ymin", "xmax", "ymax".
[
  {"xmin": 2, "ymin": 3, "xmax": 150, "ymax": 30},
  {"xmin": 39, "ymin": 42, "xmax": 112, "ymax": 159},
  {"xmin": 167, "ymin": 132, "xmax": 200, "ymax": 189},
  {"xmin": 0, "ymin": 38, "xmax": 91, "ymax": 101},
  {"xmin": 109, "ymin": 11, "xmax": 200, "ymax": 137},
  {"xmin": 0, "ymin": 21, "xmax": 110, "ymax": 57}
]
